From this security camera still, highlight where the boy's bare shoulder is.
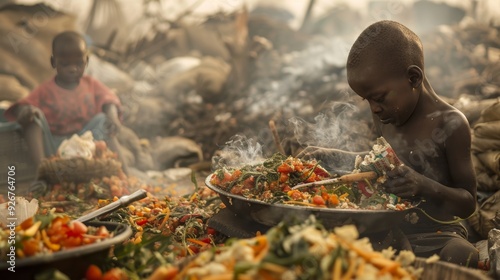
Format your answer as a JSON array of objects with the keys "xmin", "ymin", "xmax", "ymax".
[{"xmin": 435, "ymin": 100, "xmax": 471, "ymax": 143}]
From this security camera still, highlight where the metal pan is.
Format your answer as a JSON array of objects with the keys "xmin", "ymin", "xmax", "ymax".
[
  {"xmin": 0, "ymin": 221, "xmax": 131, "ymax": 279},
  {"xmin": 205, "ymin": 175, "xmax": 416, "ymax": 234}
]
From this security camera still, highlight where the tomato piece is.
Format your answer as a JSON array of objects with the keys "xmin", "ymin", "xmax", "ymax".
[
  {"xmin": 230, "ymin": 186, "xmax": 243, "ymax": 195},
  {"xmin": 19, "ymin": 217, "xmax": 34, "ymax": 230},
  {"xmin": 221, "ymin": 172, "xmax": 232, "ymax": 184},
  {"xmin": 242, "ymin": 176, "xmax": 255, "ymax": 189},
  {"xmin": 321, "ymin": 191, "xmax": 329, "ymax": 201},
  {"xmin": 22, "ymin": 239, "xmax": 40, "ymax": 256},
  {"xmin": 64, "ymin": 236, "xmax": 83, "ymax": 247},
  {"xmin": 85, "ymin": 264, "xmax": 103, "ymax": 280},
  {"xmin": 231, "ymin": 170, "xmax": 242, "ymax": 180},
  {"xmin": 288, "ymin": 190, "xmax": 304, "ymax": 200},
  {"xmin": 357, "ymin": 181, "xmax": 374, "ymax": 197},
  {"xmin": 136, "ymin": 218, "xmax": 148, "ymax": 226},
  {"xmin": 293, "ymin": 161, "xmax": 304, "ymax": 172},
  {"xmin": 312, "ymin": 195, "xmax": 325, "ymax": 206},
  {"xmin": 305, "ymin": 172, "xmax": 317, "ymax": 182},
  {"xmin": 101, "ymin": 268, "xmax": 128, "ymax": 280},
  {"xmin": 314, "ymin": 166, "xmax": 331, "ymax": 178},
  {"xmin": 70, "ymin": 221, "xmax": 88, "ymax": 235},
  {"xmin": 277, "ymin": 163, "xmax": 294, "ymax": 173},
  {"xmin": 279, "ymin": 173, "xmax": 288, "ymax": 183},
  {"xmin": 206, "ymin": 227, "xmax": 217, "ymax": 235},
  {"xmin": 188, "ymin": 245, "xmax": 200, "ymax": 254}
]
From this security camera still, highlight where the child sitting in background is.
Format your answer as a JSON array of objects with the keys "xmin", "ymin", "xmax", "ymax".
[{"xmin": 4, "ymin": 31, "xmax": 128, "ymax": 186}]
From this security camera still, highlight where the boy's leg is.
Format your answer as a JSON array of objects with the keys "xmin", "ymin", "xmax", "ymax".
[
  {"xmin": 80, "ymin": 113, "xmax": 107, "ymax": 141},
  {"xmin": 23, "ymin": 114, "xmax": 59, "ymax": 167},
  {"xmin": 23, "ymin": 121, "xmax": 45, "ymax": 168},
  {"xmin": 440, "ymin": 238, "xmax": 479, "ymax": 268},
  {"xmin": 24, "ymin": 115, "xmax": 62, "ymax": 194}
]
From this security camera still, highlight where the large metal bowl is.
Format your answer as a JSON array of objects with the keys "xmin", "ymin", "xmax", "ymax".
[
  {"xmin": 205, "ymin": 175, "xmax": 415, "ymax": 234},
  {"xmin": 0, "ymin": 221, "xmax": 131, "ymax": 279}
]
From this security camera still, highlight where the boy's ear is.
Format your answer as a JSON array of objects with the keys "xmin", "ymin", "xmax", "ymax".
[
  {"xmin": 50, "ymin": 55, "xmax": 55, "ymax": 68},
  {"xmin": 407, "ymin": 65, "xmax": 423, "ymax": 88}
]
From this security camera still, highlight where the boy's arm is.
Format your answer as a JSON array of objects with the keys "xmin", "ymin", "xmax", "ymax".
[
  {"xmin": 15, "ymin": 105, "xmax": 39, "ymax": 125},
  {"xmin": 102, "ymin": 103, "xmax": 121, "ymax": 136},
  {"xmin": 385, "ymin": 112, "xmax": 476, "ymax": 218},
  {"xmin": 436, "ymin": 112, "xmax": 476, "ymax": 216}
]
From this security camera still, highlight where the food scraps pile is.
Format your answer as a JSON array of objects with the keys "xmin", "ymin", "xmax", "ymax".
[
  {"xmin": 0, "ymin": 138, "xmax": 419, "ymax": 279},
  {"xmin": 209, "ymin": 152, "xmax": 411, "ymax": 210},
  {"xmin": 160, "ymin": 216, "xmax": 423, "ymax": 280}
]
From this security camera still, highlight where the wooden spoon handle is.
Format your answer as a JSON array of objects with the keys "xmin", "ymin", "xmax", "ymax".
[
  {"xmin": 337, "ymin": 171, "xmax": 377, "ymax": 182},
  {"xmin": 291, "ymin": 171, "xmax": 378, "ymax": 190}
]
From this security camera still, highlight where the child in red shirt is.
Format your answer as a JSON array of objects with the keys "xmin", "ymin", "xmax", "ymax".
[{"xmin": 4, "ymin": 31, "xmax": 126, "ymax": 181}]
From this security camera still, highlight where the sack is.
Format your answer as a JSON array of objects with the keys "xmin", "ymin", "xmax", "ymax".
[
  {"xmin": 468, "ymin": 190, "xmax": 500, "ymax": 239},
  {"xmin": 471, "ymin": 135, "xmax": 500, "ymax": 153},
  {"xmin": 481, "ymin": 100, "xmax": 500, "ymax": 123},
  {"xmin": 474, "ymin": 120, "xmax": 500, "ymax": 140},
  {"xmin": 477, "ymin": 151, "xmax": 500, "ymax": 176}
]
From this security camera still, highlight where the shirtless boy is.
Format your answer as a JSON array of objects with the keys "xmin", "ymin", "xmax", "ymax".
[{"xmin": 341, "ymin": 20, "xmax": 479, "ymax": 267}]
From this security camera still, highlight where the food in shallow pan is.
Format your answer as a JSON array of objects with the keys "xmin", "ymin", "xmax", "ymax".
[
  {"xmin": 209, "ymin": 153, "xmax": 411, "ymax": 211},
  {"xmin": 0, "ymin": 211, "xmax": 112, "ymax": 260}
]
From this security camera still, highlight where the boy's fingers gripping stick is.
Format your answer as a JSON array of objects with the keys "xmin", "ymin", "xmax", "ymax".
[{"xmin": 354, "ymin": 137, "xmax": 403, "ymax": 176}]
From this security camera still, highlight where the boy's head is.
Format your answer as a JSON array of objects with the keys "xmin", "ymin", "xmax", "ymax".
[
  {"xmin": 346, "ymin": 20, "xmax": 425, "ymax": 127},
  {"xmin": 51, "ymin": 31, "xmax": 88, "ymax": 87}
]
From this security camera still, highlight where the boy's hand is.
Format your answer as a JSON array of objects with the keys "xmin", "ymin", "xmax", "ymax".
[
  {"xmin": 105, "ymin": 117, "xmax": 121, "ymax": 136},
  {"xmin": 16, "ymin": 105, "xmax": 42, "ymax": 126},
  {"xmin": 103, "ymin": 104, "xmax": 121, "ymax": 136},
  {"xmin": 384, "ymin": 165, "xmax": 423, "ymax": 198}
]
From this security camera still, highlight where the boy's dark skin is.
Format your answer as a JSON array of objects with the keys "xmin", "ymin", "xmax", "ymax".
[
  {"xmin": 301, "ymin": 20, "xmax": 478, "ymax": 266},
  {"xmin": 346, "ymin": 22, "xmax": 476, "ymax": 222},
  {"xmin": 15, "ymin": 32, "xmax": 126, "ymax": 173}
]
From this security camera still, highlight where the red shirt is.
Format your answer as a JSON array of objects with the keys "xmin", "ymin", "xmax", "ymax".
[{"xmin": 4, "ymin": 76, "xmax": 121, "ymax": 136}]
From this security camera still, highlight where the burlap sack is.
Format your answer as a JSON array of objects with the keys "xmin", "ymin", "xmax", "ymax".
[
  {"xmin": 160, "ymin": 56, "xmax": 230, "ymax": 103},
  {"xmin": 481, "ymin": 100, "xmax": 500, "ymax": 123},
  {"xmin": 37, "ymin": 157, "xmax": 122, "ymax": 184},
  {"xmin": 476, "ymin": 171, "xmax": 500, "ymax": 192},
  {"xmin": 471, "ymin": 135, "xmax": 500, "ymax": 153},
  {"xmin": 474, "ymin": 121, "xmax": 500, "ymax": 140},
  {"xmin": 467, "ymin": 190, "xmax": 500, "ymax": 239},
  {"xmin": 0, "ymin": 74, "xmax": 30, "ymax": 102},
  {"xmin": 477, "ymin": 151, "xmax": 500, "ymax": 176},
  {"xmin": 473, "ymin": 153, "xmax": 500, "ymax": 191}
]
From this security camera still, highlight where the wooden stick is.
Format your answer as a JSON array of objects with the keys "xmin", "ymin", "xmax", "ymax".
[
  {"xmin": 269, "ymin": 120, "xmax": 286, "ymax": 155},
  {"xmin": 292, "ymin": 171, "xmax": 377, "ymax": 190}
]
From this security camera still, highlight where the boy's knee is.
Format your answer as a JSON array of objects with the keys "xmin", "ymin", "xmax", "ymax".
[
  {"xmin": 440, "ymin": 239, "xmax": 478, "ymax": 268},
  {"xmin": 84, "ymin": 113, "xmax": 108, "ymax": 140}
]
